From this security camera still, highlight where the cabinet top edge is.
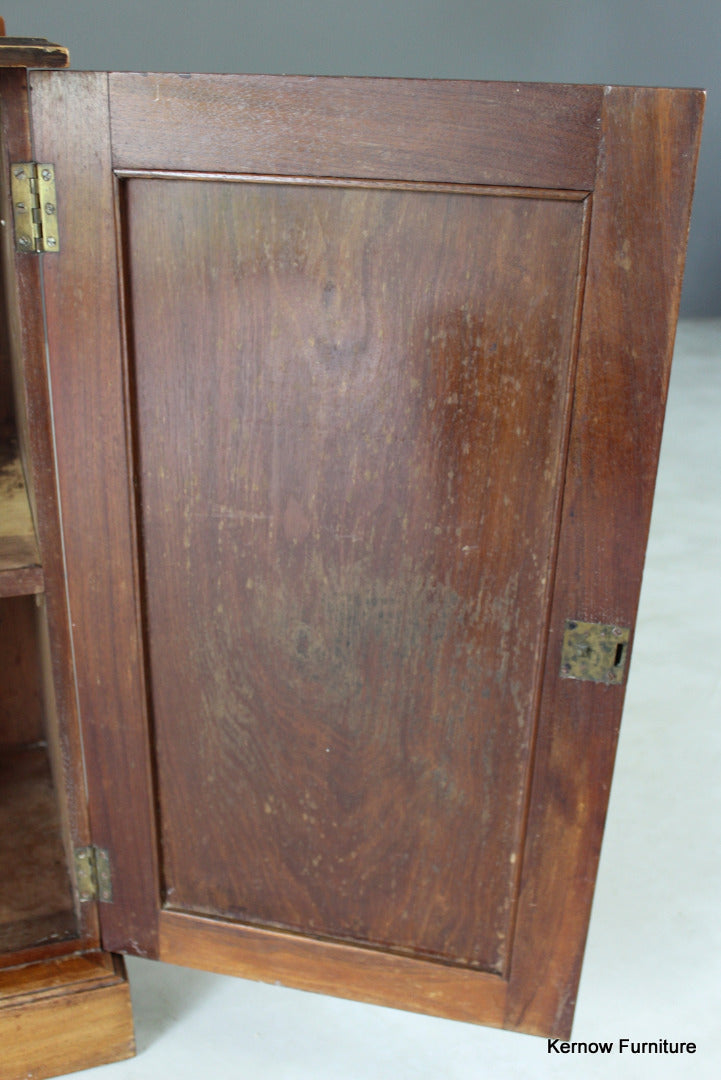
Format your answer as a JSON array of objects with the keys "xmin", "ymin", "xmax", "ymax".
[
  {"xmin": 19, "ymin": 69, "xmax": 705, "ymax": 98},
  {"xmin": 0, "ymin": 38, "xmax": 69, "ymax": 69}
]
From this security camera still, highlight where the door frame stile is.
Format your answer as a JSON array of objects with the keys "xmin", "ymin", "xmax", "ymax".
[
  {"xmin": 504, "ymin": 85, "xmax": 705, "ymax": 1036},
  {"xmin": 29, "ymin": 68, "xmax": 162, "ymax": 956}
]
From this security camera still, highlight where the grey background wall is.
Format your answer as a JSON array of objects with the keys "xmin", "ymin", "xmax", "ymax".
[{"xmin": 3, "ymin": 0, "xmax": 719, "ymax": 314}]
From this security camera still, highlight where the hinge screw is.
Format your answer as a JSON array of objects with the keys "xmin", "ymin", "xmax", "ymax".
[
  {"xmin": 45, "ymin": 202, "xmax": 56, "ymax": 215},
  {"xmin": 14, "ymin": 167, "xmax": 26, "ymax": 179},
  {"xmin": 46, "ymin": 236, "xmax": 57, "ymax": 247},
  {"xmin": 18, "ymin": 235, "xmax": 33, "ymax": 250},
  {"xmin": 41, "ymin": 168, "xmax": 52, "ymax": 181}
]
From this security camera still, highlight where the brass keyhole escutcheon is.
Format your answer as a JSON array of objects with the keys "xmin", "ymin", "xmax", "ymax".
[{"xmin": 560, "ymin": 620, "xmax": 630, "ymax": 684}]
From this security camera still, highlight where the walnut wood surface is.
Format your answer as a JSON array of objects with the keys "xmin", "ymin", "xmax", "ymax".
[{"xmin": 27, "ymin": 70, "xmax": 704, "ymax": 1037}]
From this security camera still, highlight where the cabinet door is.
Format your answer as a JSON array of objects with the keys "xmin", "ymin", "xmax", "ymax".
[{"xmin": 28, "ymin": 72, "xmax": 702, "ymax": 1037}]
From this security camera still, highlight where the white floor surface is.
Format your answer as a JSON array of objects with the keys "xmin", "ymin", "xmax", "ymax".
[{"xmin": 66, "ymin": 319, "xmax": 721, "ymax": 1080}]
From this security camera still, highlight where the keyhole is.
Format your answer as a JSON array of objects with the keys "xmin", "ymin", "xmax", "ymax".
[{"xmin": 613, "ymin": 642, "xmax": 626, "ymax": 668}]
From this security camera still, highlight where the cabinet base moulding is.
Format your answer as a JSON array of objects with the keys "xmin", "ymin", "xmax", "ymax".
[{"xmin": 0, "ymin": 951, "xmax": 135, "ymax": 1080}]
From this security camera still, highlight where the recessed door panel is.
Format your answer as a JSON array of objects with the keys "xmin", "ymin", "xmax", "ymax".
[{"xmin": 124, "ymin": 178, "xmax": 586, "ymax": 973}]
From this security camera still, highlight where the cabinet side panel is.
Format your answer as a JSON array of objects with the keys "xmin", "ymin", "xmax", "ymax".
[
  {"xmin": 29, "ymin": 70, "xmax": 160, "ymax": 955},
  {"xmin": 505, "ymin": 86, "xmax": 704, "ymax": 1037}
]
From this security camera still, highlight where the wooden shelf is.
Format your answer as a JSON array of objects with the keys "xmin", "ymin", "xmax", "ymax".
[{"xmin": 0, "ymin": 444, "xmax": 43, "ymax": 598}]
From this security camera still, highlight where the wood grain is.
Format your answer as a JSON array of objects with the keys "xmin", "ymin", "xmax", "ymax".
[
  {"xmin": 1, "ymin": 65, "xmax": 100, "ymax": 954},
  {"xmin": 0, "ymin": 250, "xmax": 13, "ymax": 434},
  {"xmin": 160, "ymin": 909, "xmax": 507, "ymax": 1029},
  {"xmin": 0, "ymin": 952, "xmax": 134, "ymax": 1080},
  {"xmin": 0, "ymin": 37, "xmax": 69, "ymax": 70},
  {"xmin": 26, "ymin": 71, "xmax": 704, "ymax": 1038},
  {"xmin": 0, "ymin": 443, "xmax": 42, "ymax": 589},
  {"xmin": 504, "ymin": 85, "xmax": 705, "ymax": 1037},
  {"xmin": 29, "ymin": 70, "xmax": 162, "ymax": 955},
  {"xmin": 0, "ymin": 950, "xmax": 117, "ymax": 998},
  {"xmin": 0, "ymin": 595, "xmax": 43, "ymax": 747},
  {"xmin": 127, "ymin": 176, "xmax": 586, "ymax": 972},
  {"xmin": 109, "ymin": 74, "xmax": 603, "ymax": 190},
  {"xmin": 0, "ymin": 565, "xmax": 42, "ymax": 598},
  {"xmin": 0, "ymin": 747, "xmax": 76, "ymax": 954},
  {"xmin": 0, "ymin": 68, "xmax": 38, "ymax": 525}
]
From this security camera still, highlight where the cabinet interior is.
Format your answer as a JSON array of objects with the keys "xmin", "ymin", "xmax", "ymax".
[{"xmin": 0, "ymin": 249, "xmax": 78, "ymax": 962}]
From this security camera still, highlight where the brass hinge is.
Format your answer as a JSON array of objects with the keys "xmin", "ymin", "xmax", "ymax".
[
  {"xmin": 10, "ymin": 162, "xmax": 60, "ymax": 253},
  {"xmin": 560, "ymin": 619, "xmax": 630, "ymax": 685},
  {"xmin": 74, "ymin": 845, "xmax": 113, "ymax": 903}
]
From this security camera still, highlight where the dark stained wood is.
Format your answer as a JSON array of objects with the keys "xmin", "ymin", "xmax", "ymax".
[
  {"xmin": 0, "ymin": 746, "xmax": 76, "ymax": 953},
  {"xmin": 0, "ymin": 65, "xmax": 100, "ymax": 953},
  {"xmin": 118, "ymin": 172, "xmax": 590, "ymax": 203},
  {"xmin": 126, "ymin": 176, "xmax": 587, "ymax": 972},
  {"xmin": 25, "ymin": 70, "xmax": 704, "ymax": 1040},
  {"xmin": 109, "ymin": 74, "xmax": 603, "ymax": 191},
  {"xmin": 0, "ymin": 69, "xmax": 36, "ymax": 523},
  {"xmin": 160, "ymin": 909, "xmax": 507, "ymax": 1027},
  {"xmin": 0, "ymin": 43, "xmax": 136, "ymax": 1080},
  {"xmin": 0, "ymin": 565, "xmax": 42, "ymax": 598},
  {"xmin": 0, "ymin": 252, "xmax": 13, "ymax": 434},
  {"xmin": 0, "ymin": 595, "xmax": 43, "ymax": 747},
  {"xmin": 504, "ymin": 85, "xmax": 705, "ymax": 1037},
  {"xmin": 0, "ymin": 37, "xmax": 69, "ymax": 70},
  {"xmin": 0, "ymin": 952, "xmax": 134, "ymax": 1080},
  {"xmin": 29, "ymin": 70, "xmax": 161, "ymax": 956}
]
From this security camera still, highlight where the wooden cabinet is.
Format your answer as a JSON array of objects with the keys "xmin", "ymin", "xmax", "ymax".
[
  {"xmin": 0, "ymin": 40, "xmax": 134, "ymax": 1080},
  {"xmin": 0, "ymin": 32, "xmax": 704, "ymax": 1079}
]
